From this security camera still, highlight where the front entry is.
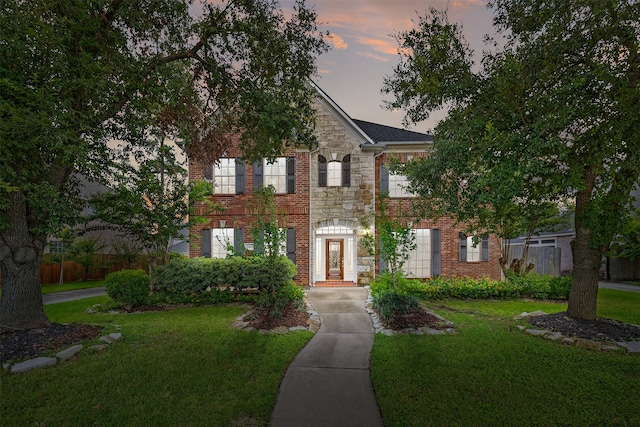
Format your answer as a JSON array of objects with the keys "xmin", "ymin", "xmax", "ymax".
[{"xmin": 326, "ymin": 239, "xmax": 344, "ymax": 280}]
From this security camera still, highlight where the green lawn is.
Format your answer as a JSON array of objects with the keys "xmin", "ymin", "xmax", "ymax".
[
  {"xmin": 372, "ymin": 289, "xmax": 640, "ymax": 426},
  {"xmin": 2, "ymin": 297, "xmax": 312, "ymax": 426}
]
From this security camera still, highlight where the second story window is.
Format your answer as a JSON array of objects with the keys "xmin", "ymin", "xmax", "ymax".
[
  {"xmin": 380, "ymin": 164, "xmax": 414, "ymax": 197},
  {"xmin": 203, "ymin": 158, "xmax": 245, "ymax": 195},
  {"xmin": 253, "ymin": 157, "xmax": 296, "ymax": 194},
  {"xmin": 319, "ymin": 154, "xmax": 350, "ymax": 187}
]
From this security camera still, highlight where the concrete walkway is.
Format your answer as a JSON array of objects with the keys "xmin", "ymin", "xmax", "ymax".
[
  {"xmin": 42, "ymin": 287, "xmax": 107, "ymax": 305},
  {"xmin": 270, "ymin": 287, "xmax": 384, "ymax": 427}
]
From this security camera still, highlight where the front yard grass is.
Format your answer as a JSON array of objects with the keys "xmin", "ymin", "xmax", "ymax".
[
  {"xmin": 2, "ymin": 296, "xmax": 312, "ymax": 426},
  {"xmin": 372, "ymin": 289, "xmax": 640, "ymax": 426}
]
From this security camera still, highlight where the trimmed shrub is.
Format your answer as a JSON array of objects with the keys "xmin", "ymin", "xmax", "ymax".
[
  {"xmin": 255, "ymin": 283, "xmax": 304, "ymax": 317},
  {"xmin": 373, "ymin": 290, "xmax": 421, "ymax": 323},
  {"xmin": 150, "ymin": 256, "xmax": 297, "ymax": 300},
  {"xmin": 105, "ymin": 269, "xmax": 150, "ymax": 306},
  {"xmin": 370, "ymin": 272, "xmax": 570, "ymax": 301}
]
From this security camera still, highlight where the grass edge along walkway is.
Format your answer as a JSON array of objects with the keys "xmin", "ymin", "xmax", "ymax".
[{"xmin": 371, "ymin": 291, "xmax": 640, "ymax": 427}]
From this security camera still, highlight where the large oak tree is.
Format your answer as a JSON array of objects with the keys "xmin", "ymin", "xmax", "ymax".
[
  {"xmin": 0, "ymin": 0, "xmax": 327, "ymax": 330},
  {"xmin": 383, "ymin": 0, "xmax": 640, "ymax": 320}
]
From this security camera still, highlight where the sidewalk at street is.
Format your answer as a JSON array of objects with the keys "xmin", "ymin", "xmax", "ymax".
[
  {"xmin": 270, "ymin": 287, "xmax": 384, "ymax": 427},
  {"xmin": 598, "ymin": 281, "xmax": 640, "ymax": 293},
  {"xmin": 42, "ymin": 287, "xmax": 107, "ymax": 305}
]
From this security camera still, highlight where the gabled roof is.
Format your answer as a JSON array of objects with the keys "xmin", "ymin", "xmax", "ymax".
[
  {"xmin": 310, "ymin": 80, "xmax": 433, "ymax": 149},
  {"xmin": 310, "ymin": 80, "xmax": 374, "ymax": 145},
  {"xmin": 351, "ymin": 119, "xmax": 433, "ymax": 144}
]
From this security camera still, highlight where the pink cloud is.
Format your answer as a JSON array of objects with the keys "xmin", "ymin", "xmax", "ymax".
[
  {"xmin": 325, "ymin": 32, "xmax": 348, "ymax": 50},
  {"xmin": 356, "ymin": 51, "xmax": 389, "ymax": 62}
]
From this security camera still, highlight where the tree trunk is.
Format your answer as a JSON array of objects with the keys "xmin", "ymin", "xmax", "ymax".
[
  {"xmin": 0, "ymin": 192, "xmax": 50, "ymax": 331},
  {"xmin": 566, "ymin": 223, "xmax": 604, "ymax": 321}
]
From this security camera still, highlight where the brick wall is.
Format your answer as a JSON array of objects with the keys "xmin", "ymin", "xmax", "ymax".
[
  {"xmin": 189, "ymin": 146, "xmax": 311, "ymax": 285},
  {"xmin": 375, "ymin": 153, "xmax": 502, "ymax": 281}
]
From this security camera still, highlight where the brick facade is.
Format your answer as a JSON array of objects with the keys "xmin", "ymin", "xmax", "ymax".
[{"xmin": 189, "ymin": 84, "xmax": 502, "ymax": 285}]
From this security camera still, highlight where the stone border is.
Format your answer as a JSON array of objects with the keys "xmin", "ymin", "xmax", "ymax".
[
  {"xmin": 3, "ymin": 332, "xmax": 123, "ymax": 374},
  {"xmin": 514, "ymin": 311, "xmax": 639, "ymax": 354},
  {"xmin": 364, "ymin": 287, "xmax": 457, "ymax": 336},
  {"xmin": 232, "ymin": 294, "xmax": 321, "ymax": 334}
]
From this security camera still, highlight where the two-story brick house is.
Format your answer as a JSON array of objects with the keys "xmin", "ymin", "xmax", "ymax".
[{"xmin": 189, "ymin": 82, "xmax": 502, "ymax": 286}]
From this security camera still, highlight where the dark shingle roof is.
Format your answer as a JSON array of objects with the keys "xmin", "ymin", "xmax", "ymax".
[{"xmin": 352, "ymin": 119, "xmax": 433, "ymax": 143}]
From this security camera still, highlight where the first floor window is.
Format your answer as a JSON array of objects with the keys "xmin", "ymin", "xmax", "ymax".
[
  {"xmin": 211, "ymin": 228, "xmax": 234, "ymax": 258},
  {"xmin": 459, "ymin": 233, "xmax": 489, "ymax": 262},
  {"xmin": 404, "ymin": 229, "xmax": 431, "ymax": 278},
  {"xmin": 379, "ymin": 228, "xmax": 439, "ymax": 278}
]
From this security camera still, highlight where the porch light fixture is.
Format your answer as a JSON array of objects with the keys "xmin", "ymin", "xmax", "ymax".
[{"xmin": 219, "ymin": 219, "xmax": 226, "ymax": 228}]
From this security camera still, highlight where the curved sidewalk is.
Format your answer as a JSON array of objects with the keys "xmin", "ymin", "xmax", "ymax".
[{"xmin": 270, "ymin": 287, "xmax": 384, "ymax": 427}]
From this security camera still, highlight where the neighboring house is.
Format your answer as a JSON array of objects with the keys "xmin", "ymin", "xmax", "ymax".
[
  {"xmin": 508, "ymin": 228, "xmax": 575, "ymax": 276},
  {"xmin": 45, "ymin": 175, "xmax": 116, "ymax": 256},
  {"xmin": 189, "ymin": 82, "xmax": 502, "ymax": 286}
]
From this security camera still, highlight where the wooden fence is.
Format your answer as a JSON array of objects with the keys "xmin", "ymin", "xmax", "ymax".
[
  {"xmin": 0, "ymin": 254, "xmax": 148, "ymax": 285},
  {"xmin": 508, "ymin": 246, "xmax": 562, "ymax": 277},
  {"xmin": 609, "ymin": 256, "xmax": 640, "ymax": 281}
]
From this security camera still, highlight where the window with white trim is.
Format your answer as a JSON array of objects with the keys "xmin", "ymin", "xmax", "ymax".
[
  {"xmin": 404, "ymin": 229, "xmax": 431, "ymax": 278},
  {"xmin": 213, "ymin": 158, "xmax": 235, "ymax": 194},
  {"xmin": 211, "ymin": 228, "xmax": 234, "ymax": 259},
  {"xmin": 466, "ymin": 236, "xmax": 481, "ymax": 262},
  {"xmin": 264, "ymin": 157, "xmax": 287, "ymax": 193},
  {"xmin": 389, "ymin": 172, "xmax": 414, "ymax": 198},
  {"xmin": 459, "ymin": 233, "xmax": 489, "ymax": 262}
]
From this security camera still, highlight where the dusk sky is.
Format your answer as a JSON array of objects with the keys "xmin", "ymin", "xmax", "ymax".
[{"xmin": 284, "ymin": 0, "xmax": 497, "ymax": 133}]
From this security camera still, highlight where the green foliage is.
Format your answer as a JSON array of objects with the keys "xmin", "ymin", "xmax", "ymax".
[
  {"xmin": 373, "ymin": 290, "xmax": 421, "ymax": 324},
  {"xmin": 0, "ymin": 0, "xmax": 327, "ymax": 329},
  {"xmin": 370, "ymin": 272, "xmax": 571, "ymax": 301},
  {"xmin": 610, "ymin": 215, "xmax": 640, "ymax": 261},
  {"xmin": 361, "ymin": 192, "xmax": 416, "ymax": 288},
  {"xmin": 151, "ymin": 256, "xmax": 297, "ymax": 297},
  {"xmin": 383, "ymin": 0, "xmax": 640, "ymax": 319},
  {"xmin": 105, "ymin": 269, "xmax": 150, "ymax": 307},
  {"xmin": 256, "ymin": 283, "xmax": 304, "ymax": 318},
  {"xmin": 250, "ymin": 186, "xmax": 287, "ymax": 260},
  {"xmin": 68, "ymin": 237, "xmax": 105, "ymax": 281}
]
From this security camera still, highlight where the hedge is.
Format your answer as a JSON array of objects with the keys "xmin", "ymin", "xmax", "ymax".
[
  {"xmin": 370, "ymin": 272, "xmax": 572, "ymax": 301},
  {"xmin": 150, "ymin": 256, "xmax": 297, "ymax": 295}
]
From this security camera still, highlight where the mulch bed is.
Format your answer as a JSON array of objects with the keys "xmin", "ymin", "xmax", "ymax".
[
  {"xmin": 1, "ymin": 324, "xmax": 103, "ymax": 363},
  {"xmin": 528, "ymin": 312, "xmax": 640, "ymax": 342},
  {"xmin": 247, "ymin": 302, "xmax": 310, "ymax": 330},
  {"xmin": 386, "ymin": 310, "xmax": 445, "ymax": 330}
]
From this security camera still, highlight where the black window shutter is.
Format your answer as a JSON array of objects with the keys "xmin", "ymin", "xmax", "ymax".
[
  {"xmin": 342, "ymin": 154, "xmax": 351, "ymax": 187},
  {"xmin": 318, "ymin": 155, "xmax": 327, "ymax": 187},
  {"xmin": 255, "ymin": 229, "xmax": 265, "ymax": 255},
  {"xmin": 234, "ymin": 228, "xmax": 244, "ymax": 255},
  {"xmin": 378, "ymin": 238, "xmax": 387, "ymax": 273},
  {"xmin": 235, "ymin": 159, "xmax": 245, "ymax": 195},
  {"xmin": 286, "ymin": 157, "xmax": 296, "ymax": 194},
  {"xmin": 459, "ymin": 232, "xmax": 467, "ymax": 262},
  {"xmin": 380, "ymin": 164, "xmax": 389, "ymax": 193},
  {"xmin": 201, "ymin": 229, "xmax": 211, "ymax": 258},
  {"xmin": 204, "ymin": 164, "xmax": 213, "ymax": 181},
  {"xmin": 253, "ymin": 161, "xmax": 263, "ymax": 189},
  {"xmin": 286, "ymin": 228, "xmax": 296, "ymax": 264},
  {"xmin": 481, "ymin": 235, "xmax": 489, "ymax": 262},
  {"xmin": 431, "ymin": 229, "xmax": 441, "ymax": 277}
]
